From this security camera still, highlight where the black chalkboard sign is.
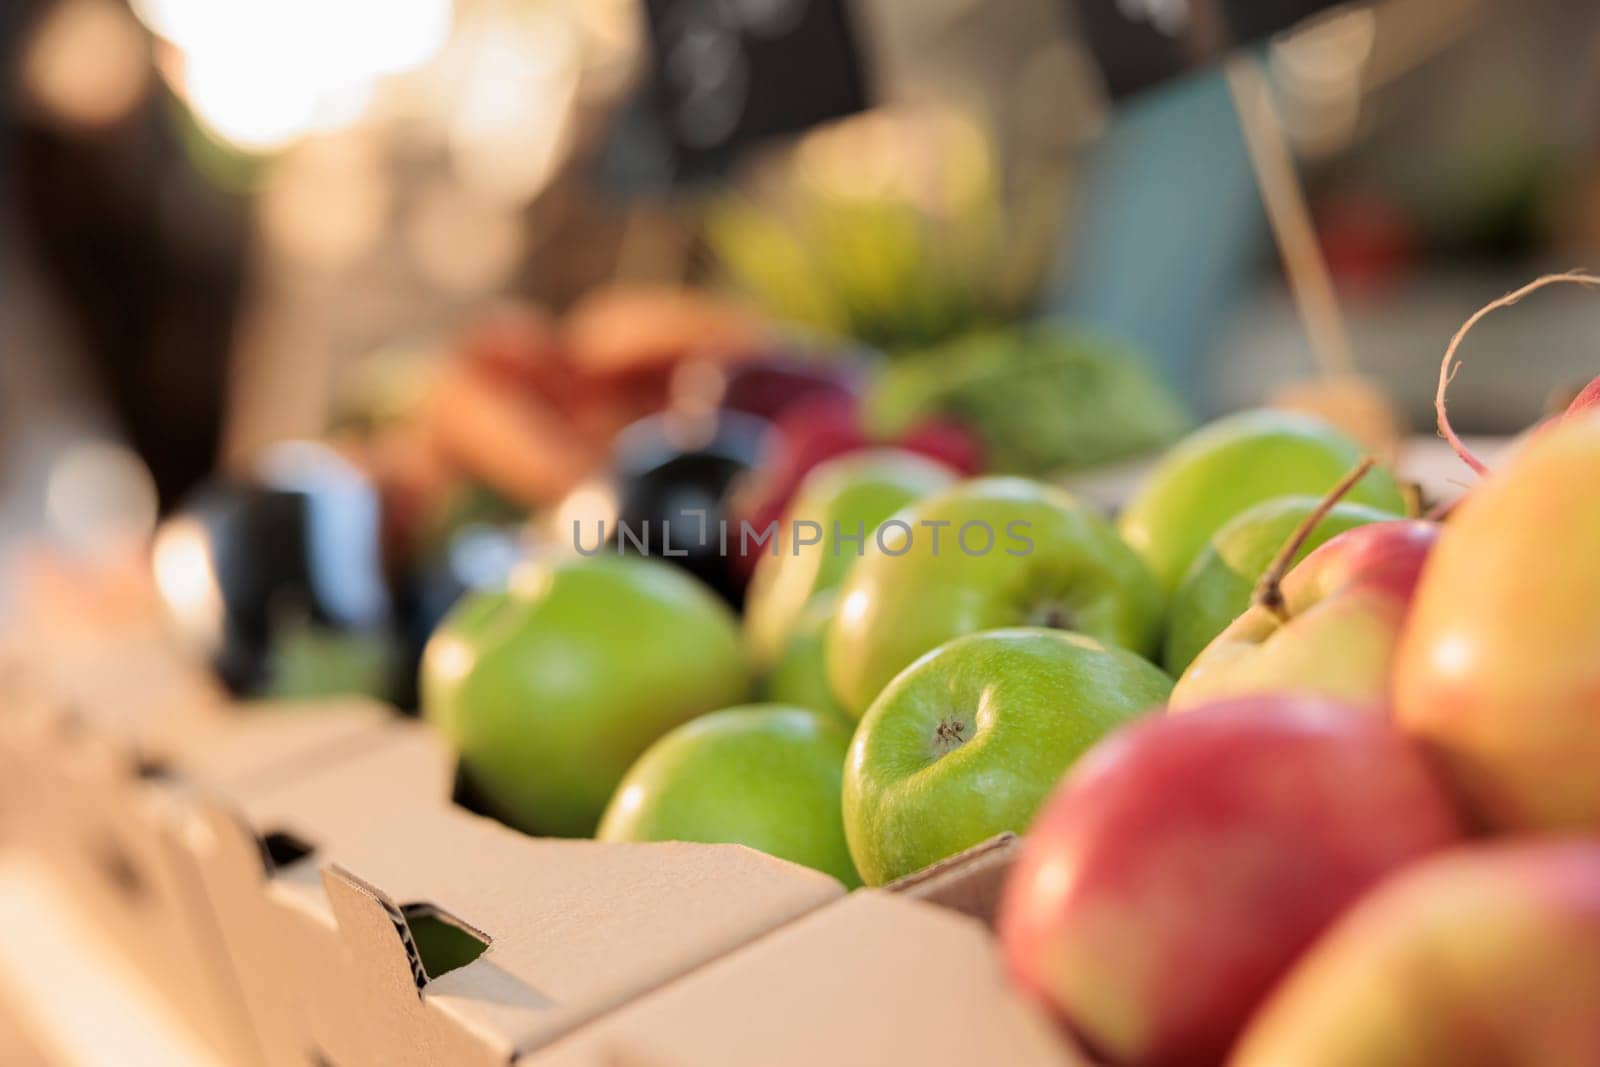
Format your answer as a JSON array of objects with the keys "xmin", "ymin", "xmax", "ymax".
[
  {"xmin": 1072, "ymin": 0, "xmax": 1362, "ymax": 98},
  {"xmin": 641, "ymin": 0, "xmax": 870, "ymax": 175}
]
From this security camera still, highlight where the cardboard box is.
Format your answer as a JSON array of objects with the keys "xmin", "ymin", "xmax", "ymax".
[
  {"xmin": 0, "ymin": 1000, "xmax": 51, "ymax": 1067},
  {"xmin": 889, "ymin": 831, "xmax": 1021, "ymax": 925},
  {"xmin": 0, "ymin": 628, "xmax": 228, "ymax": 966},
  {"xmin": 527, "ymin": 836, "xmax": 1085, "ymax": 1067},
  {"xmin": 1, "ymin": 588, "xmax": 1072, "ymax": 1066},
  {"xmin": 0, "ymin": 624, "xmax": 226, "ymax": 862},
  {"xmin": 0, "ymin": 663, "xmax": 397, "ymax": 1066},
  {"xmin": 168, "ymin": 727, "xmax": 848, "ymax": 1066},
  {"xmin": 0, "ymin": 609, "xmax": 225, "ymax": 739}
]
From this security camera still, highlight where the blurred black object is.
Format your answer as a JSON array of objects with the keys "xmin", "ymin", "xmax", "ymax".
[
  {"xmin": 608, "ymin": 409, "xmax": 773, "ymax": 606},
  {"xmin": 635, "ymin": 0, "xmax": 870, "ymax": 181},
  {"xmin": 6, "ymin": 0, "xmax": 248, "ymax": 511},
  {"xmin": 1071, "ymin": 0, "xmax": 1364, "ymax": 98},
  {"xmin": 154, "ymin": 443, "xmax": 401, "ymax": 700},
  {"xmin": 161, "ymin": 483, "xmax": 312, "ymax": 693}
]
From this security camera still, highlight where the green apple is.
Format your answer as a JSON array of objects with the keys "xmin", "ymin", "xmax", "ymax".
[
  {"xmin": 763, "ymin": 592, "xmax": 850, "ymax": 720},
  {"xmin": 598, "ymin": 704, "xmax": 859, "ymax": 886},
  {"xmin": 744, "ymin": 449, "xmax": 956, "ymax": 669},
  {"xmin": 826, "ymin": 477, "xmax": 1163, "ymax": 718},
  {"xmin": 422, "ymin": 555, "xmax": 749, "ymax": 837},
  {"xmin": 1118, "ymin": 410, "xmax": 1407, "ymax": 592},
  {"xmin": 1162, "ymin": 495, "xmax": 1398, "ymax": 674},
  {"xmin": 842, "ymin": 628, "xmax": 1172, "ymax": 885}
]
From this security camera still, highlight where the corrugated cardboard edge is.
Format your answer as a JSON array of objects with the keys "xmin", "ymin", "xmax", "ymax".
[
  {"xmin": 0, "ymin": 689, "xmax": 407, "ymax": 1067},
  {"xmin": 507, "ymin": 834, "xmax": 1033, "ymax": 1065},
  {"xmin": 520, "ymin": 890, "xmax": 1084, "ymax": 1067},
  {"xmin": 175, "ymin": 727, "xmax": 851, "ymax": 1067},
  {"xmin": 153, "ymin": 722, "xmax": 474, "ymax": 1067},
  {"xmin": 887, "ymin": 832, "xmax": 1021, "ymax": 928}
]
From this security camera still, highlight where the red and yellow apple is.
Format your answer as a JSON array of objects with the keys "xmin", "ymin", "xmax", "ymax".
[
  {"xmin": 1170, "ymin": 520, "xmax": 1438, "ymax": 711},
  {"xmin": 1394, "ymin": 414, "xmax": 1600, "ymax": 831},
  {"xmin": 997, "ymin": 696, "xmax": 1465, "ymax": 1067},
  {"xmin": 1232, "ymin": 839, "xmax": 1600, "ymax": 1067},
  {"xmin": 1565, "ymin": 375, "xmax": 1600, "ymax": 420}
]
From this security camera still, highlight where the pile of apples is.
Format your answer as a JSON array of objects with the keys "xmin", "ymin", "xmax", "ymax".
[
  {"xmin": 1000, "ymin": 386, "xmax": 1600, "ymax": 1066},
  {"xmin": 421, "ymin": 303, "xmax": 1600, "ymax": 1063}
]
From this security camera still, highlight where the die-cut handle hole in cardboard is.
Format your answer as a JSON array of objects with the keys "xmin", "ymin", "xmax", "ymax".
[
  {"xmin": 258, "ymin": 828, "xmax": 318, "ymax": 872},
  {"xmin": 401, "ymin": 903, "xmax": 491, "ymax": 981},
  {"xmin": 322, "ymin": 866, "xmax": 492, "ymax": 997}
]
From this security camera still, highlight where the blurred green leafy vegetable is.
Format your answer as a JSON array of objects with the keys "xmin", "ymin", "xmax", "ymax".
[{"xmin": 866, "ymin": 327, "xmax": 1191, "ymax": 474}]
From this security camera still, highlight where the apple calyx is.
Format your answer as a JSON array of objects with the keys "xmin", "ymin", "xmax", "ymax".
[
  {"xmin": 1026, "ymin": 600, "xmax": 1076, "ymax": 631},
  {"xmin": 1252, "ymin": 457, "xmax": 1377, "ymax": 622},
  {"xmin": 1435, "ymin": 270, "xmax": 1600, "ymax": 478},
  {"xmin": 930, "ymin": 717, "xmax": 970, "ymax": 757}
]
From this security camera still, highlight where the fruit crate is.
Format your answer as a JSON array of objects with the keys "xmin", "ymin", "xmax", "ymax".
[{"xmin": 0, "ymin": 617, "xmax": 1073, "ymax": 1066}]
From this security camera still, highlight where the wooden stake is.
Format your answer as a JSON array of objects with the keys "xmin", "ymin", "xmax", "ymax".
[{"xmin": 1224, "ymin": 55, "xmax": 1357, "ymax": 380}]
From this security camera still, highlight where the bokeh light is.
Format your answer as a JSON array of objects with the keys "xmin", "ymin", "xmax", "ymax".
[
  {"xmin": 44, "ymin": 442, "xmax": 159, "ymax": 555},
  {"xmin": 21, "ymin": 0, "xmax": 151, "ymax": 130},
  {"xmin": 132, "ymin": 0, "xmax": 452, "ymax": 152}
]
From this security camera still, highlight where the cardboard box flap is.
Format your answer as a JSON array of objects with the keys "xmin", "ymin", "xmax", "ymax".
[
  {"xmin": 323, "ymin": 811, "xmax": 845, "ymax": 1058},
  {"xmin": 889, "ymin": 832, "xmax": 1021, "ymax": 927},
  {"xmin": 320, "ymin": 863, "xmax": 550, "ymax": 1065},
  {"xmin": 323, "ymin": 865, "xmax": 433, "ymax": 996},
  {"xmin": 157, "ymin": 699, "xmax": 403, "ymax": 793},
  {"xmin": 0, "ymin": 702, "xmax": 404, "ymax": 1067},
  {"xmin": 37, "ymin": 634, "xmax": 225, "ymax": 752},
  {"xmin": 234, "ymin": 722, "xmax": 456, "ymax": 832},
  {"xmin": 184, "ymin": 759, "xmax": 845, "ymax": 1065},
  {"xmin": 527, "ymin": 890, "xmax": 1084, "ymax": 1067}
]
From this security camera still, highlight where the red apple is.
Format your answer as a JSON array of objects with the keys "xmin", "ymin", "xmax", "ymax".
[
  {"xmin": 1232, "ymin": 839, "xmax": 1600, "ymax": 1067},
  {"xmin": 1170, "ymin": 521, "xmax": 1438, "ymax": 711},
  {"xmin": 1564, "ymin": 375, "xmax": 1600, "ymax": 420},
  {"xmin": 718, "ymin": 354, "xmax": 861, "ymax": 422},
  {"xmin": 1394, "ymin": 414, "xmax": 1600, "ymax": 832},
  {"xmin": 997, "ymin": 696, "xmax": 1466, "ymax": 1067}
]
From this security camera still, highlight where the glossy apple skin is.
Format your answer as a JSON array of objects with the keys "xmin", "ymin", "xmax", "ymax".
[
  {"xmin": 842, "ymin": 628, "xmax": 1171, "ymax": 887},
  {"xmin": 1232, "ymin": 840, "xmax": 1600, "ymax": 1067},
  {"xmin": 597, "ymin": 704, "xmax": 859, "ymax": 887},
  {"xmin": 743, "ymin": 449, "xmax": 956, "ymax": 669},
  {"xmin": 998, "ymin": 697, "xmax": 1466, "ymax": 1067},
  {"xmin": 1170, "ymin": 521, "xmax": 1438, "ymax": 711},
  {"xmin": 827, "ymin": 477, "xmax": 1165, "ymax": 718},
  {"xmin": 1395, "ymin": 415, "xmax": 1600, "ymax": 832},
  {"xmin": 1118, "ymin": 410, "xmax": 1408, "ymax": 592},
  {"xmin": 1163, "ymin": 496, "xmax": 1398, "ymax": 675},
  {"xmin": 422, "ymin": 556, "xmax": 750, "ymax": 837}
]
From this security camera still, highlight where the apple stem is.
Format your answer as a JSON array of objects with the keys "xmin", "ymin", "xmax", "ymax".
[
  {"xmin": 1435, "ymin": 270, "xmax": 1600, "ymax": 479},
  {"xmin": 1252, "ymin": 457, "xmax": 1377, "ymax": 621},
  {"xmin": 1424, "ymin": 496, "xmax": 1461, "ymax": 523}
]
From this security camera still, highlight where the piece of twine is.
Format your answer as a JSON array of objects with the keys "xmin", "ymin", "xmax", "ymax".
[{"xmin": 1435, "ymin": 270, "xmax": 1600, "ymax": 477}]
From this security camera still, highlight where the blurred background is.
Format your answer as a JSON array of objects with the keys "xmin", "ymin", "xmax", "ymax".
[{"xmin": 4, "ymin": 0, "xmax": 1599, "ymax": 701}]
